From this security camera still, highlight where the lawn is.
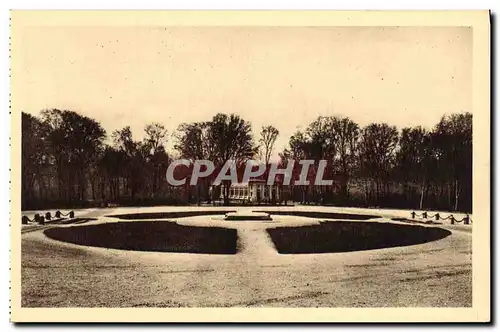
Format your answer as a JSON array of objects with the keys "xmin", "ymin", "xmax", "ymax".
[
  {"xmin": 44, "ymin": 221, "xmax": 238, "ymax": 254},
  {"xmin": 267, "ymin": 220, "xmax": 452, "ymax": 254}
]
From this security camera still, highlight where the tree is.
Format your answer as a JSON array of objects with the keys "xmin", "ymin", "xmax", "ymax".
[
  {"xmin": 259, "ymin": 125, "xmax": 279, "ymax": 165},
  {"xmin": 175, "ymin": 122, "xmax": 211, "ymax": 161},
  {"xmin": 174, "ymin": 122, "xmax": 214, "ymax": 204},
  {"xmin": 111, "ymin": 126, "xmax": 144, "ymax": 199},
  {"xmin": 40, "ymin": 109, "xmax": 66, "ymax": 201},
  {"xmin": 432, "ymin": 113, "xmax": 472, "ymax": 211},
  {"xmin": 112, "ymin": 126, "xmax": 135, "ymax": 156},
  {"xmin": 206, "ymin": 113, "xmax": 257, "ymax": 204},
  {"xmin": 305, "ymin": 116, "xmax": 336, "ymax": 161},
  {"xmin": 396, "ymin": 126, "xmax": 433, "ymax": 209},
  {"xmin": 147, "ymin": 145, "xmax": 170, "ymax": 198},
  {"xmin": 144, "ymin": 123, "xmax": 168, "ymax": 154},
  {"xmin": 281, "ymin": 131, "xmax": 309, "ymax": 203},
  {"xmin": 21, "ymin": 112, "xmax": 50, "ymax": 207},
  {"xmin": 358, "ymin": 123, "xmax": 399, "ymax": 204},
  {"xmin": 207, "ymin": 113, "xmax": 257, "ymax": 164},
  {"xmin": 143, "ymin": 123, "xmax": 169, "ymax": 197},
  {"xmin": 41, "ymin": 109, "xmax": 106, "ymax": 203},
  {"xmin": 98, "ymin": 146, "xmax": 126, "ymax": 201},
  {"xmin": 280, "ymin": 116, "xmax": 338, "ymax": 204},
  {"xmin": 331, "ymin": 117, "xmax": 359, "ymax": 201}
]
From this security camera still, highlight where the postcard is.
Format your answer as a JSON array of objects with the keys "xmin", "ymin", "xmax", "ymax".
[{"xmin": 10, "ymin": 10, "xmax": 490, "ymax": 323}]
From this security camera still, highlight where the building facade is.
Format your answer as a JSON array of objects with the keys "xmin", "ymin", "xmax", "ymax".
[{"xmin": 212, "ymin": 179, "xmax": 284, "ymax": 203}]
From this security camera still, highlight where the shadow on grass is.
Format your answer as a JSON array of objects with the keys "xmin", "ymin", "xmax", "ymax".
[
  {"xmin": 46, "ymin": 217, "xmax": 98, "ymax": 225},
  {"xmin": 391, "ymin": 217, "xmax": 442, "ymax": 225},
  {"xmin": 253, "ymin": 210, "xmax": 379, "ymax": 220},
  {"xmin": 106, "ymin": 210, "xmax": 236, "ymax": 220},
  {"xmin": 44, "ymin": 221, "xmax": 237, "ymax": 254},
  {"xmin": 267, "ymin": 221, "xmax": 452, "ymax": 254}
]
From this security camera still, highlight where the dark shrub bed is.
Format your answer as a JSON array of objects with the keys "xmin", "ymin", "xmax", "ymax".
[
  {"xmin": 44, "ymin": 221, "xmax": 237, "ymax": 254},
  {"xmin": 267, "ymin": 221, "xmax": 451, "ymax": 254},
  {"xmin": 107, "ymin": 210, "xmax": 236, "ymax": 220},
  {"xmin": 254, "ymin": 210, "xmax": 379, "ymax": 220}
]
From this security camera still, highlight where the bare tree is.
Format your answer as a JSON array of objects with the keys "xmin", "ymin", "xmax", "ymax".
[
  {"xmin": 259, "ymin": 125, "xmax": 279, "ymax": 165},
  {"xmin": 144, "ymin": 123, "xmax": 168, "ymax": 154}
]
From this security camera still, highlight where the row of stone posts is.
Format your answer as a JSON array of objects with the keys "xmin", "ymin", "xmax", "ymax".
[
  {"xmin": 410, "ymin": 211, "xmax": 471, "ymax": 225},
  {"xmin": 22, "ymin": 211, "xmax": 75, "ymax": 225}
]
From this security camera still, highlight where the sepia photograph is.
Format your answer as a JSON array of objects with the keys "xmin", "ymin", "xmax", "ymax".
[{"xmin": 9, "ymin": 10, "xmax": 490, "ymax": 323}]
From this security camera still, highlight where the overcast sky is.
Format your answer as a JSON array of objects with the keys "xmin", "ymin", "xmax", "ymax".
[{"xmin": 13, "ymin": 26, "xmax": 472, "ymax": 158}]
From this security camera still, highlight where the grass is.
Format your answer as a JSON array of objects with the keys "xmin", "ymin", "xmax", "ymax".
[
  {"xmin": 44, "ymin": 221, "xmax": 238, "ymax": 254},
  {"xmin": 267, "ymin": 221, "xmax": 451, "ymax": 254}
]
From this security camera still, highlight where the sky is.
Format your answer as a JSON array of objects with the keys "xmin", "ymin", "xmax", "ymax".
[{"xmin": 13, "ymin": 26, "xmax": 472, "ymax": 159}]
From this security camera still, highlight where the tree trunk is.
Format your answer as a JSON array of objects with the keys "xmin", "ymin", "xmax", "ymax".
[
  {"xmin": 403, "ymin": 181, "xmax": 409, "ymax": 205},
  {"xmin": 223, "ymin": 183, "xmax": 229, "ymax": 206},
  {"xmin": 340, "ymin": 176, "xmax": 348, "ymax": 203},
  {"xmin": 419, "ymin": 184, "xmax": 425, "ymax": 210},
  {"xmin": 363, "ymin": 179, "xmax": 369, "ymax": 204},
  {"xmin": 454, "ymin": 179, "xmax": 460, "ymax": 211},
  {"xmin": 197, "ymin": 183, "xmax": 202, "ymax": 206},
  {"xmin": 35, "ymin": 175, "xmax": 42, "ymax": 201},
  {"xmin": 91, "ymin": 176, "xmax": 96, "ymax": 201},
  {"xmin": 448, "ymin": 183, "xmax": 452, "ymax": 209},
  {"xmin": 79, "ymin": 169, "xmax": 86, "ymax": 202},
  {"xmin": 58, "ymin": 174, "xmax": 63, "ymax": 202},
  {"xmin": 439, "ymin": 183, "xmax": 445, "ymax": 209},
  {"xmin": 108, "ymin": 179, "xmax": 113, "ymax": 200}
]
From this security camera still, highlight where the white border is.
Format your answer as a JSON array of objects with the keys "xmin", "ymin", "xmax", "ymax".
[{"xmin": 2, "ymin": 1, "xmax": 497, "ymax": 331}]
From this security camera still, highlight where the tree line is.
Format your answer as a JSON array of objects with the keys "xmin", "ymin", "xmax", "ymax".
[
  {"xmin": 280, "ymin": 113, "xmax": 472, "ymax": 212},
  {"xmin": 21, "ymin": 109, "xmax": 472, "ymax": 212}
]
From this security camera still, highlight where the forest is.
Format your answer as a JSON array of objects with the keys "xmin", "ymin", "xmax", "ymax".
[{"xmin": 21, "ymin": 109, "xmax": 472, "ymax": 212}]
